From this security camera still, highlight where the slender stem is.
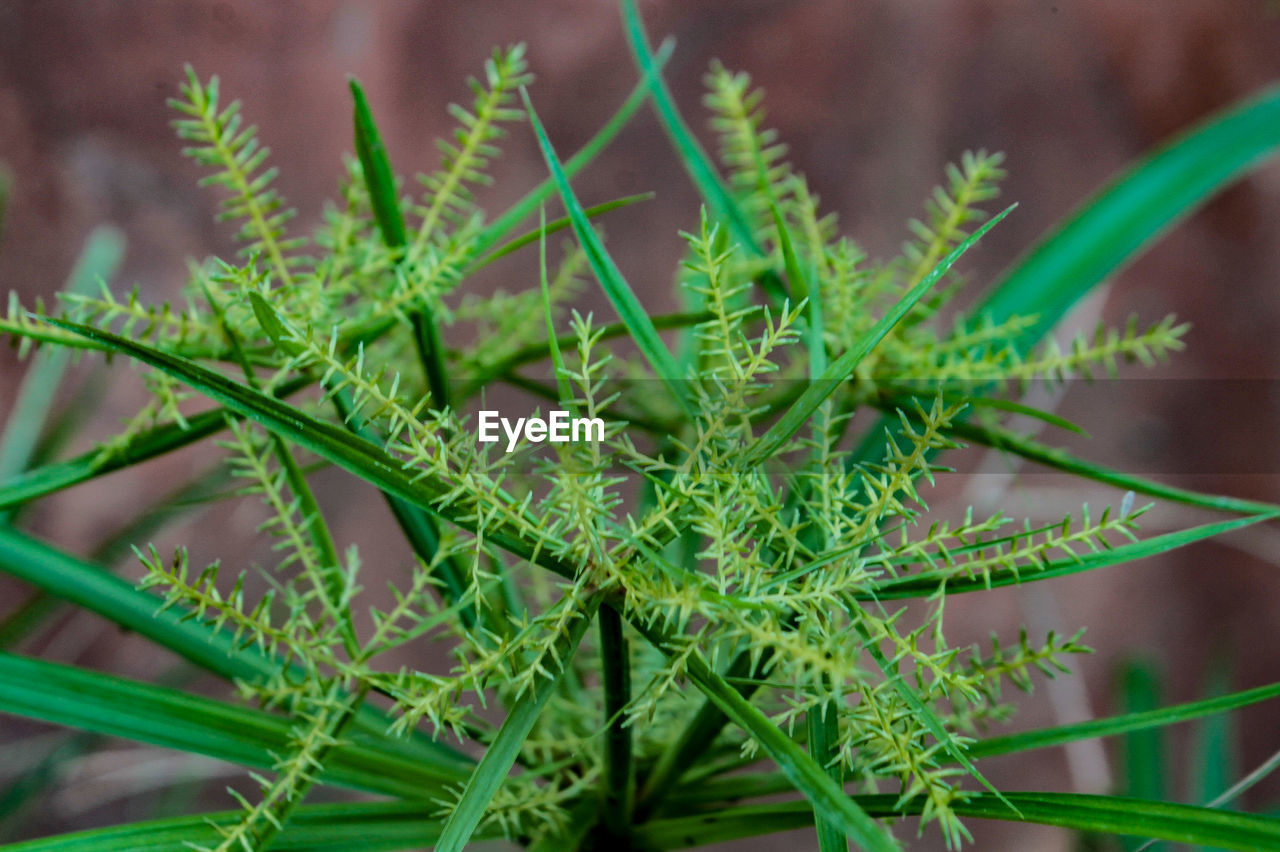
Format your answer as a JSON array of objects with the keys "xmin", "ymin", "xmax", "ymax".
[
  {"xmin": 598, "ymin": 605, "xmax": 634, "ymax": 840},
  {"xmin": 410, "ymin": 309, "xmax": 452, "ymax": 412}
]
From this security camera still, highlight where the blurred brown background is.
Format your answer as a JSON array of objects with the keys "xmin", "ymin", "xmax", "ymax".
[{"xmin": 2, "ymin": 1, "xmax": 1280, "ymax": 849}]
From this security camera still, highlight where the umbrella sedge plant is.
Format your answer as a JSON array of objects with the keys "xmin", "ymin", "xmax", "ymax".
[{"xmin": 1, "ymin": 2, "xmax": 1280, "ymax": 849}]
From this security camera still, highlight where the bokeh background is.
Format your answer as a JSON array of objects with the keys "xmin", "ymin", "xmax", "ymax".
[{"xmin": 2, "ymin": 1, "xmax": 1280, "ymax": 849}]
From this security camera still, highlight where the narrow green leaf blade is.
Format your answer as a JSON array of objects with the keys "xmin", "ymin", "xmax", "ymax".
[
  {"xmin": 348, "ymin": 78, "xmax": 450, "ymax": 407},
  {"xmin": 0, "ymin": 525, "xmax": 275, "ymax": 683},
  {"xmin": 1192, "ymin": 663, "xmax": 1236, "ymax": 852},
  {"xmin": 850, "ymin": 85, "xmax": 1280, "ymax": 477},
  {"xmin": 747, "ymin": 205, "xmax": 1014, "ymax": 466},
  {"xmin": 808, "ymin": 700, "xmax": 846, "ymax": 852},
  {"xmin": 637, "ymin": 794, "xmax": 1280, "ymax": 850},
  {"xmin": 0, "ymin": 802, "xmax": 494, "ymax": 852},
  {"xmin": 673, "ymin": 671, "xmax": 1280, "ymax": 808},
  {"xmin": 617, "ymin": 0, "xmax": 769, "ymax": 284},
  {"xmin": 867, "ymin": 512, "xmax": 1277, "ymax": 599},
  {"xmin": 944, "ymin": 418, "xmax": 1280, "ymax": 515},
  {"xmin": 976, "ymin": 82, "xmax": 1280, "ymax": 353},
  {"xmin": 1120, "ymin": 661, "xmax": 1167, "ymax": 851},
  {"xmin": 0, "ymin": 520, "xmax": 469, "ymax": 771},
  {"xmin": 969, "ymin": 679, "xmax": 1280, "ymax": 760},
  {"xmin": 0, "ymin": 376, "xmax": 310, "ymax": 513},
  {"xmin": 947, "ymin": 792, "xmax": 1280, "ymax": 849},
  {"xmin": 0, "ymin": 652, "xmax": 463, "ymax": 798},
  {"xmin": 598, "ymin": 605, "xmax": 635, "ymax": 838},
  {"xmin": 0, "ymin": 226, "xmax": 124, "ymax": 492},
  {"xmin": 521, "ymin": 87, "xmax": 694, "ymax": 418},
  {"xmin": 538, "ymin": 207, "xmax": 573, "ymax": 407},
  {"xmin": 771, "ymin": 202, "xmax": 825, "ymax": 376},
  {"xmin": 349, "ymin": 78, "xmax": 406, "ymax": 249}
]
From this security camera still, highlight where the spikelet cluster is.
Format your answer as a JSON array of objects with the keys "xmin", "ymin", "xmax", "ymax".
[{"xmin": 1, "ymin": 48, "xmax": 1186, "ymax": 849}]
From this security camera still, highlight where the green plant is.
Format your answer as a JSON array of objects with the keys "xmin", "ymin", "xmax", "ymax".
[{"xmin": 1, "ymin": 3, "xmax": 1280, "ymax": 850}]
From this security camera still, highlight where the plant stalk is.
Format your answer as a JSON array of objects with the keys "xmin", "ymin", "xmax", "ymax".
[{"xmin": 598, "ymin": 605, "xmax": 634, "ymax": 840}]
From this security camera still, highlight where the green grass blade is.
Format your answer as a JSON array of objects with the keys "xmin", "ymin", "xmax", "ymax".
[
  {"xmin": 347, "ymin": 79, "xmax": 450, "ymax": 409},
  {"xmin": 0, "ymin": 376, "xmax": 310, "ymax": 513},
  {"xmin": 0, "ymin": 802, "xmax": 500, "ymax": 852},
  {"xmin": 0, "ymin": 525, "xmax": 469, "ymax": 770},
  {"xmin": 0, "ymin": 227, "xmax": 124, "ymax": 502},
  {"xmin": 867, "ymin": 512, "xmax": 1276, "ymax": 599},
  {"xmin": 943, "ymin": 418, "xmax": 1279, "ymax": 515},
  {"xmin": 434, "ymin": 593, "xmax": 601, "ymax": 852},
  {"xmin": 0, "ymin": 525, "xmax": 275, "ymax": 683},
  {"xmin": 630, "ymin": 620, "xmax": 900, "ymax": 852},
  {"xmin": 771, "ymin": 203, "xmax": 809, "ymax": 306},
  {"xmin": 633, "ymin": 648, "xmax": 770, "ymax": 822},
  {"xmin": 1120, "ymin": 661, "xmax": 1166, "ymax": 851},
  {"xmin": 407, "ymin": 287, "xmax": 452, "ymax": 410},
  {"xmin": 969, "ymin": 680, "xmax": 1280, "ymax": 760},
  {"xmin": 673, "ymin": 669, "xmax": 1280, "ymax": 809},
  {"xmin": 746, "ymin": 205, "xmax": 1014, "ymax": 466},
  {"xmin": 0, "ymin": 652, "xmax": 462, "ymax": 799},
  {"xmin": 970, "ymin": 793, "xmax": 1280, "ymax": 850},
  {"xmin": 0, "ymin": 732, "xmax": 97, "ymax": 837},
  {"xmin": 975, "ymin": 82, "xmax": 1280, "ymax": 353},
  {"xmin": 1206, "ymin": 747, "xmax": 1280, "ymax": 813},
  {"xmin": 472, "ymin": 37, "xmax": 674, "ymax": 257},
  {"xmin": 771, "ymin": 202, "xmax": 824, "ymax": 375},
  {"xmin": 849, "ymin": 84, "xmax": 1280, "ymax": 476},
  {"xmin": 474, "ymin": 192, "xmax": 654, "ymax": 270},
  {"xmin": 617, "ymin": 0, "xmax": 786, "ymax": 303},
  {"xmin": 637, "ymin": 794, "xmax": 1280, "ymax": 850},
  {"xmin": 807, "ymin": 700, "xmax": 846, "ymax": 852},
  {"xmin": 1192, "ymin": 663, "xmax": 1236, "ymax": 852},
  {"xmin": 0, "ymin": 463, "xmax": 232, "ymax": 650},
  {"xmin": 677, "ymin": 672, "xmax": 1280, "ymax": 812},
  {"xmin": 521, "ymin": 87, "xmax": 694, "ymax": 418},
  {"xmin": 349, "ymin": 78, "xmax": 406, "ymax": 249}
]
